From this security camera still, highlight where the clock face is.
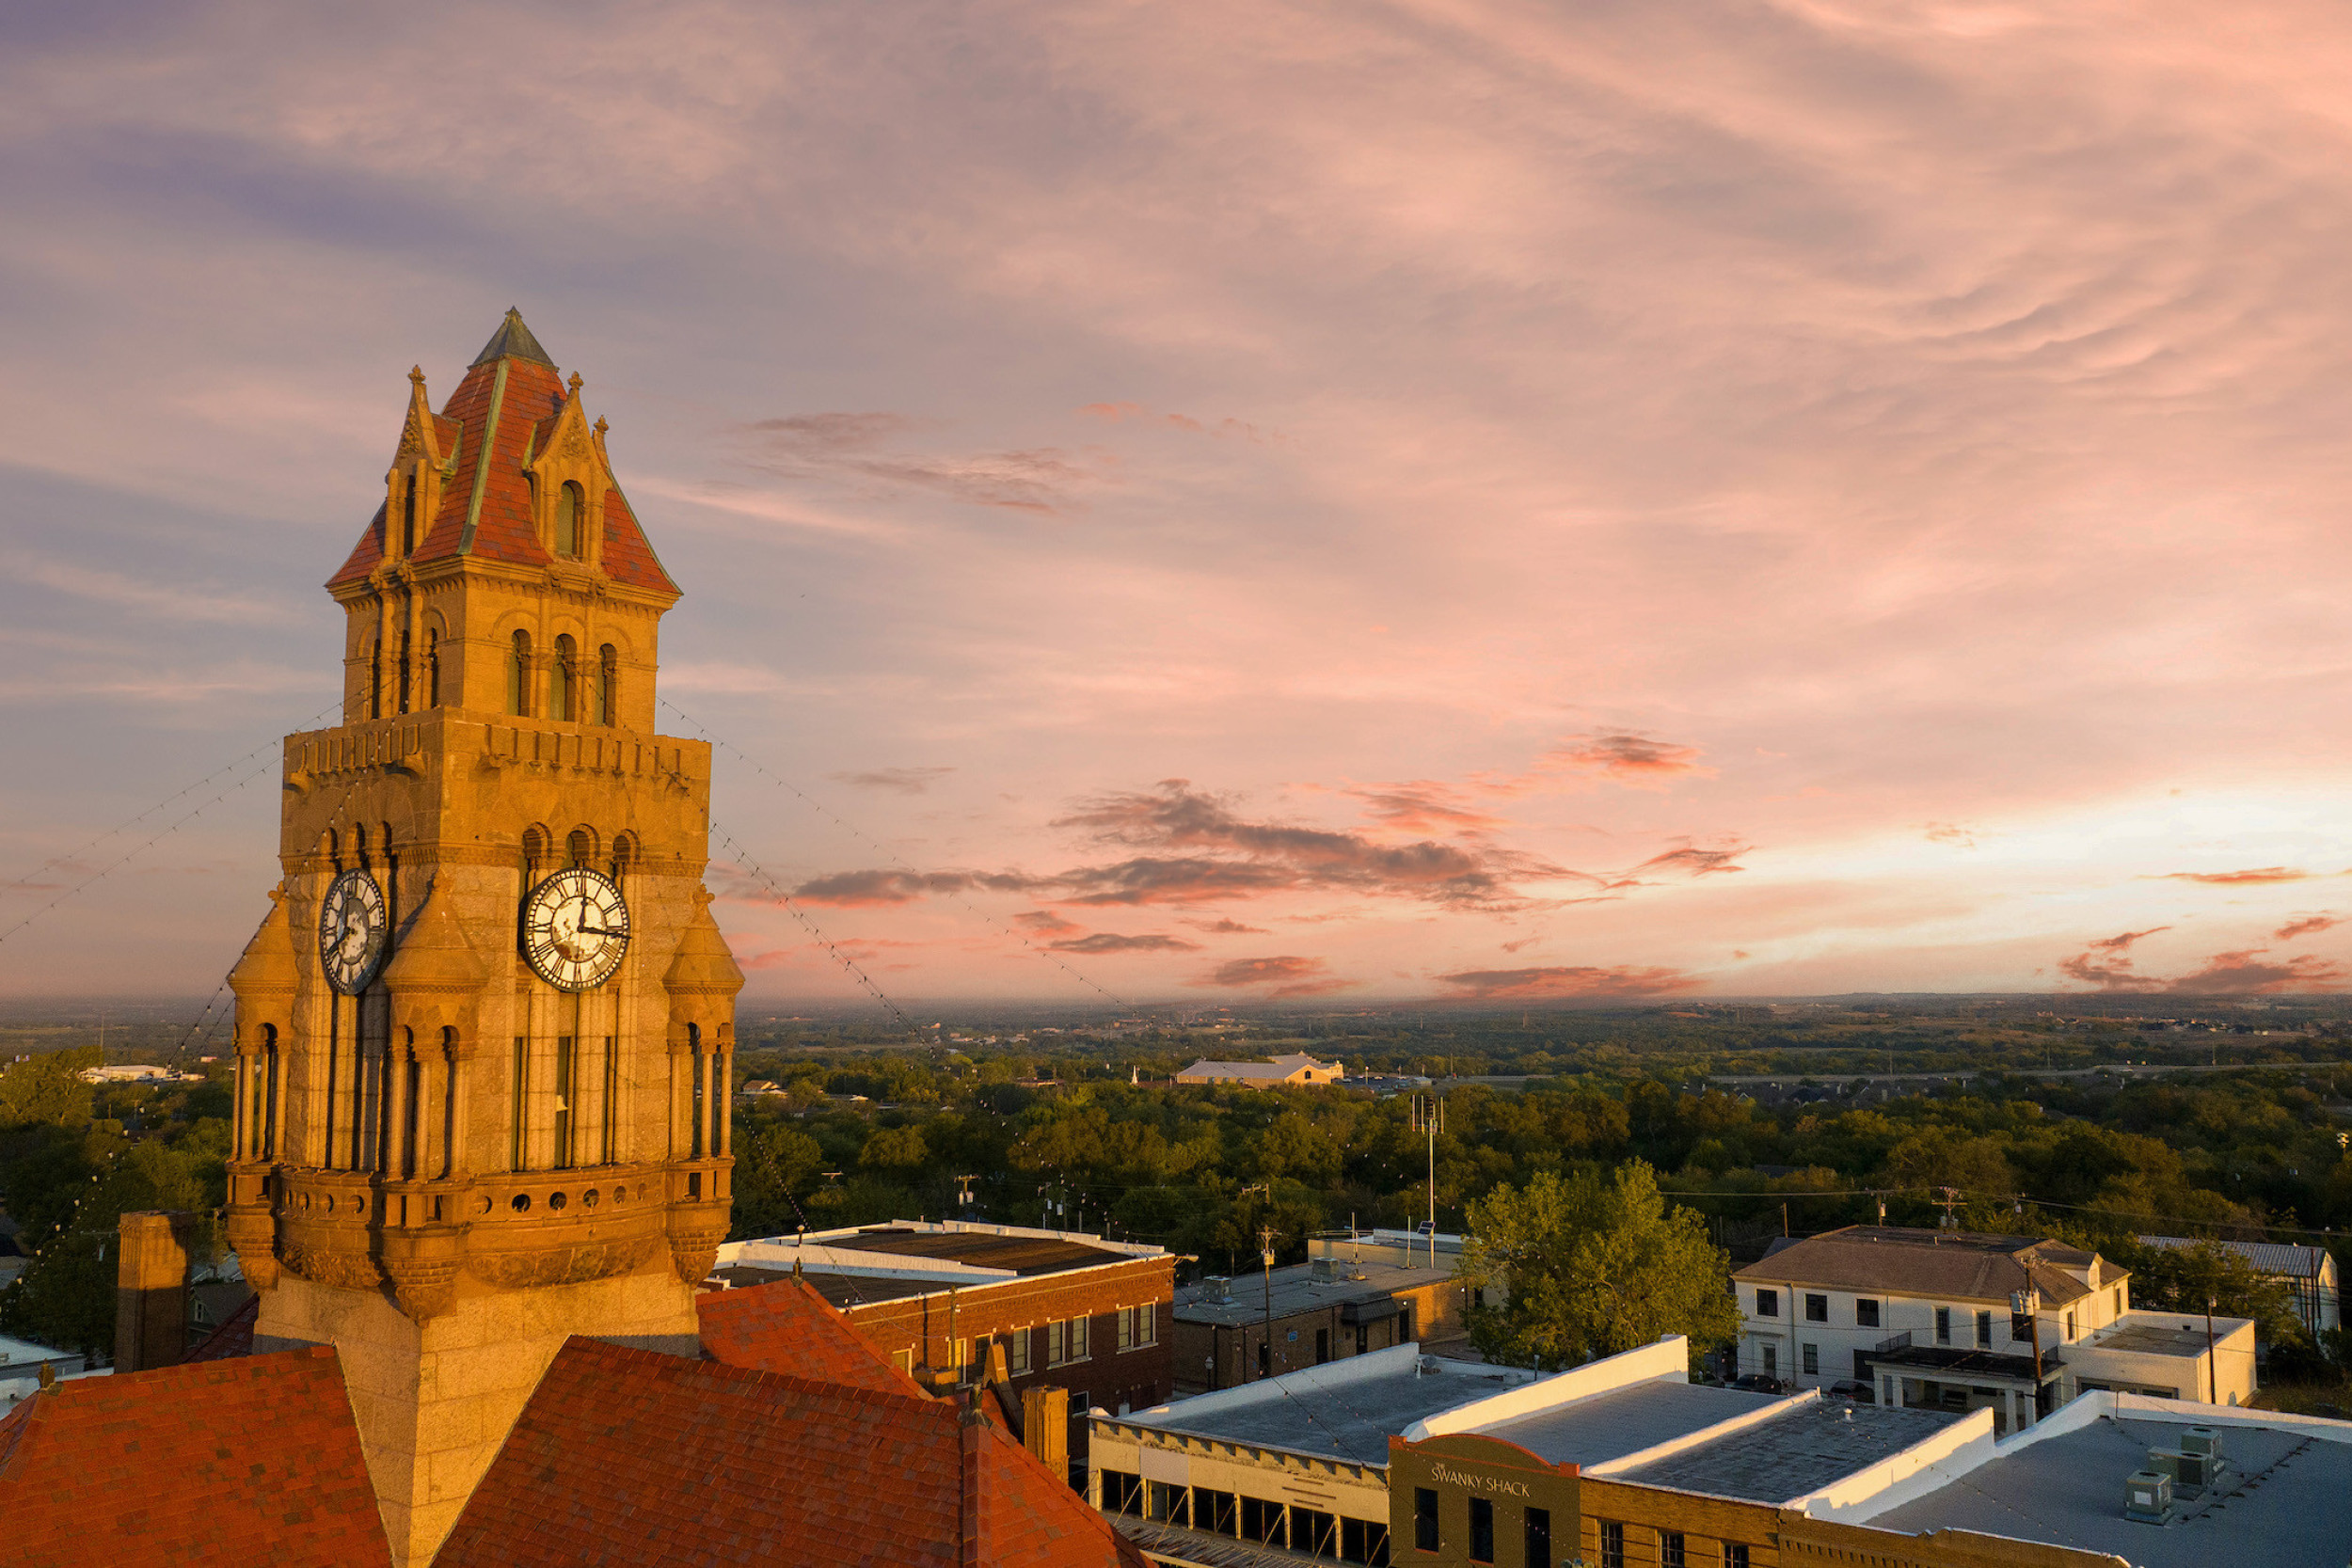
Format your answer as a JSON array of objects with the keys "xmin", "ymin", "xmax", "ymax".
[
  {"xmin": 320, "ymin": 868, "xmax": 389, "ymax": 995},
  {"xmin": 521, "ymin": 867, "xmax": 630, "ymax": 991}
]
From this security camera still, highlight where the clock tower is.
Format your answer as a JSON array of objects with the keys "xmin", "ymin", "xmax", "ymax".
[{"xmin": 222, "ymin": 310, "xmax": 743, "ymax": 1567}]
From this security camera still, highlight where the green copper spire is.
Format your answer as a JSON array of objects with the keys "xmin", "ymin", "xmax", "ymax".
[{"xmin": 469, "ymin": 307, "xmax": 554, "ymax": 368}]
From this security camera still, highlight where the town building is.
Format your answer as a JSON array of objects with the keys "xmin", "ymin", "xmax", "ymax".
[
  {"xmin": 2054, "ymin": 1309, "xmax": 2257, "ymax": 1406},
  {"xmin": 713, "ymin": 1219, "xmax": 1174, "ymax": 1472},
  {"xmin": 1734, "ymin": 1226, "xmax": 2136, "ymax": 1432},
  {"xmin": 1173, "ymin": 1254, "xmax": 1464, "ymax": 1393},
  {"xmin": 1311, "ymin": 1226, "xmax": 1467, "ymax": 1274},
  {"xmin": 1378, "ymin": 1334, "xmax": 2352, "ymax": 1568},
  {"xmin": 1092, "ymin": 1341, "xmax": 1547, "ymax": 1564},
  {"xmin": 1175, "ymin": 1053, "xmax": 1343, "ymax": 1087},
  {"xmin": 0, "ymin": 312, "xmax": 1146, "ymax": 1568},
  {"xmin": 2136, "ymin": 1233, "xmax": 2343, "ymax": 1337}
]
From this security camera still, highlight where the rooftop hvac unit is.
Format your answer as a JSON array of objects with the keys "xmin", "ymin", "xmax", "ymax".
[
  {"xmin": 1204, "ymin": 1276, "xmax": 1232, "ymax": 1305},
  {"xmin": 1311, "ymin": 1258, "xmax": 1339, "ymax": 1284},
  {"xmin": 2123, "ymin": 1470, "xmax": 2172, "ymax": 1525},
  {"xmin": 2180, "ymin": 1426, "xmax": 2224, "ymax": 1459}
]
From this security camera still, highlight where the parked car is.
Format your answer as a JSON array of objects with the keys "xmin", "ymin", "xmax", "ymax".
[
  {"xmin": 1825, "ymin": 1380, "xmax": 1876, "ymax": 1403},
  {"xmin": 1729, "ymin": 1372, "xmax": 1790, "ymax": 1395}
]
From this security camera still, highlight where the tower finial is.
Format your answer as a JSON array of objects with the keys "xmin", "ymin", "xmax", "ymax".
[
  {"xmin": 409, "ymin": 365, "xmax": 426, "ymax": 387},
  {"xmin": 469, "ymin": 308, "xmax": 555, "ymax": 369},
  {"xmin": 567, "ymin": 372, "xmax": 583, "ymax": 396}
]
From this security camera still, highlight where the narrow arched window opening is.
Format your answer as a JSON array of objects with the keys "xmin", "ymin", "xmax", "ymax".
[
  {"xmin": 596, "ymin": 644, "xmax": 616, "ymax": 726},
  {"xmin": 549, "ymin": 634, "xmax": 576, "ymax": 722},
  {"xmin": 556, "ymin": 482, "xmax": 583, "ymax": 559},
  {"xmin": 508, "ymin": 630, "xmax": 531, "ymax": 716},
  {"xmin": 397, "ymin": 629, "xmax": 412, "ymax": 714},
  {"xmin": 611, "ymin": 832, "xmax": 636, "ymax": 883},
  {"xmin": 566, "ymin": 829, "xmax": 594, "ymax": 869},
  {"xmin": 425, "ymin": 628, "xmax": 440, "ymax": 708},
  {"xmin": 401, "ymin": 478, "xmax": 417, "ymax": 557},
  {"xmin": 521, "ymin": 826, "xmax": 549, "ymax": 880},
  {"xmin": 368, "ymin": 640, "xmax": 382, "ymax": 721}
]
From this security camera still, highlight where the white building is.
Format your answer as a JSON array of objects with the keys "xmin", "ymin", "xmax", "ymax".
[
  {"xmin": 1174, "ymin": 1053, "xmax": 1343, "ymax": 1087},
  {"xmin": 2136, "ymin": 1234, "xmax": 2342, "ymax": 1338},
  {"xmin": 1734, "ymin": 1226, "xmax": 2136, "ymax": 1433},
  {"xmin": 2059, "ymin": 1309, "xmax": 2258, "ymax": 1406}
]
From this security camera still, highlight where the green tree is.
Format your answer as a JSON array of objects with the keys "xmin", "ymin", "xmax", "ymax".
[{"xmin": 1461, "ymin": 1161, "xmax": 1739, "ymax": 1370}]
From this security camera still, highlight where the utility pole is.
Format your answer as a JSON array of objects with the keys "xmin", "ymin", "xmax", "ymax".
[
  {"xmin": 2011, "ymin": 1287, "xmax": 2042, "ymax": 1429},
  {"xmin": 1411, "ymin": 1093, "xmax": 1444, "ymax": 1267},
  {"xmin": 2205, "ymin": 1294, "xmax": 2217, "ymax": 1404},
  {"xmin": 1259, "ymin": 1225, "xmax": 1278, "ymax": 1382},
  {"xmin": 953, "ymin": 1175, "xmax": 978, "ymax": 1216},
  {"xmin": 1934, "ymin": 1186, "xmax": 1961, "ymax": 1230}
]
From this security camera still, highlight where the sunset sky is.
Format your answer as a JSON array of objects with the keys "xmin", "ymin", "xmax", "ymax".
[{"xmin": 4, "ymin": 2, "xmax": 2350, "ymax": 1007}]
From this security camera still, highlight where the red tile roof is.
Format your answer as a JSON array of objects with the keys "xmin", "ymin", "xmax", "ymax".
[
  {"xmin": 697, "ymin": 1275, "xmax": 930, "ymax": 1398},
  {"xmin": 439, "ymin": 1338, "xmax": 1144, "ymax": 1568},
  {"xmin": 0, "ymin": 1346, "xmax": 391, "ymax": 1568},
  {"xmin": 327, "ymin": 315, "xmax": 678, "ymax": 598}
]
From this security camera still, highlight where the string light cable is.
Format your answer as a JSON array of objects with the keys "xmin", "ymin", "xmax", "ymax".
[
  {"xmin": 660, "ymin": 696, "xmax": 1131, "ymax": 1011},
  {"xmin": 707, "ymin": 818, "xmax": 911, "ymax": 1030}
]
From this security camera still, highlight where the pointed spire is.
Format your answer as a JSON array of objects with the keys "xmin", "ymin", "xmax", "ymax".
[{"xmin": 469, "ymin": 307, "xmax": 555, "ymax": 369}]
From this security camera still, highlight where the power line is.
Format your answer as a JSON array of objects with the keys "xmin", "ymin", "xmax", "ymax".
[
  {"xmin": 707, "ymin": 818, "xmax": 911, "ymax": 1030},
  {"xmin": 659, "ymin": 697, "xmax": 1130, "ymax": 1010}
]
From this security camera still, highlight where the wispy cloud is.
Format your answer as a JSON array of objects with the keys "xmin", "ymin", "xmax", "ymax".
[
  {"xmin": 831, "ymin": 766, "xmax": 954, "ymax": 794},
  {"xmin": 2155, "ymin": 867, "xmax": 2321, "ymax": 885},
  {"xmin": 1049, "ymin": 931, "xmax": 1200, "ymax": 955},
  {"xmin": 1195, "ymin": 954, "xmax": 1355, "ymax": 997},
  {"xmin": 2274, "ymin": 914, "xmax": 2340, "ymax": 942},
  {"xmin": 1436, "ymin": 964, "xmax": 1699, "ymax": 999},
  {"xmin": 741, "ymin": 412, "xmax": 1105, "ymax": 515}
]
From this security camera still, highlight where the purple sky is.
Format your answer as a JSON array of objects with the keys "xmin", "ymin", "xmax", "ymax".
[{"xmin": 3, "ymin": 2, "xmax": 2349, "ymax": 1006}]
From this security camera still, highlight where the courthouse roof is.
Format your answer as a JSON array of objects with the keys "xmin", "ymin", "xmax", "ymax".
[
  {"xmin": 442, "ymin": 1335, "xmax": 1150, "ymax": 1568},
  {"xmin": 327, "ymin": 309, "xmax": 678, "ymax": 598},
  {"xmin": 697, "ymin": 1274, "xmax": 931, "ymax": 1395},
  {"xmin": 0, "ymin": 1345, "xmax": 390, "ymax": 1568}
]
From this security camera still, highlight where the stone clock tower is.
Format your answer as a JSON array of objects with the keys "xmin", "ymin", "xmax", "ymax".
[{"xmin": 222, "ymin": 311, "xmax": 743, "ymax": 1566}]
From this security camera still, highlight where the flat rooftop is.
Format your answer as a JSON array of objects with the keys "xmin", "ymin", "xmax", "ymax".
[
  {"xmin": 1865, "ymin": 1413, "xmax": 2352, "ymax": 1568},
  {"xmin": 1174, "ymin": 1259, "xmax": 1457, "ymax": 1326},
  {"xmin": 822, "ymin": 1227, "xmax": 1136, "ymax": 1275},
  {"xmin": 1127, "ymin": 1356, "xmax": 1526, "ymax": 1466},
  {"xmin": 2083, "ymin": 1321, "xmax": 2227, "ymax": 1357},
  {"xmin": 710, "ymin": 1266, "xmax": 935, "ymax": 1308},
  {"xmin": 1479, "ymin": 1379, "xmax": 1779, "ymax": 1468},
  {"xmin": 1610, "ymin": 1398, "xmax": 1961, "ymax": 1502}
]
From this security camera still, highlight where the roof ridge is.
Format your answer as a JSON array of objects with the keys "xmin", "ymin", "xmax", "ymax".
[{"xmin": 565, "ymin": 1333, "xmax": 948, "ymax": 1416}]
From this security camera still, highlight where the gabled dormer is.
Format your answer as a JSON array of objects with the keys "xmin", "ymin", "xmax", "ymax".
[
  {"xmin": 385, "ymin": 366, "xmax": 460, "ymax": 566},
  {"xmin": 523, "ymin": 373, "xmax": 608, "ymax": 574}
]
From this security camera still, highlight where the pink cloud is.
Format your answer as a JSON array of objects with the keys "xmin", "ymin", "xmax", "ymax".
[
  {"xmin": 2275, "ymin": 914, "xmax": 2341, "ymax": 942},
  {"xmin": 1436, "ymin": 964, "xmax": 1699, "ymax": 1000}
]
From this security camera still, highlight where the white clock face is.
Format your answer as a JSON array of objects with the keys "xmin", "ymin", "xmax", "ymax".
[
  {"xmin": 320, "ymin": 868, "xmax": 389, "ymax": 995},
  {"xmin": 521, "ymin": 867, "xmax": 630, "ymax": 991}
]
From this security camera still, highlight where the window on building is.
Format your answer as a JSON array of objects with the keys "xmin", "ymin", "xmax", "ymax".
[
  {"xmin": 1344, "ymin": 1515, "xmax": 1391, "ymax": 1565},
  {"xmin": 1294, "ymin": 1509, "xmax": 1338, "ymax": 1559},
  {"xmin": 1468, "ymin": 1497, "xmax": 1493, "ymax": 1564},
  {"xmin": 2066, "ymin": 1310, "xmax": 2077, "ymax": 1340},
  {"xmin": 1804, "ymin": 1293, "xmax": 1828, "ymax": 1323},
  {"xmin": 401, "ymin": 477, "xmax": 418, "ymax": 556},
  {"xmin": 1049, "ymin": 1316, "xmax": 1090, "ymax": 1366},
  {"xmin": 1935, "ymin": 1307, "xmax": 1952, "ymax": 1345},
  {"xmin": 1726, "ymin": 1545, "xmax": 1750, "ymax": 1568},
  {"xmin": 1598, "ymin": 1520, "xmax": 1625, "ymax": 1568},
  {"xmin": 425, "ymin": 629, "xmax": 440, "ymax": 708},
  {"xmin": 1803, "ymin": 1343, "xmax": 1819, "ymax": 1376},
  {"xmin": 508, "ymin": 630, "xmax": 531, "ymax": 716},
  {"xmin": 1413, "ymin": 1488, "xmax": 1438, "ymax": 1552},
  {"xmin": 1101, "ymin": 1471, "xmax": 1142, "ymax": 1515},
  {"xmin": 1756, "ymin": 1289, "xmax": 1779, "ymax": 1318},
  {"xmin": 1977, "ymin": 1310, "xmax": 1994, "ymax": 1349},
  {"xmin": 1148, "ymin": 1482, "xmax": 1189, "ymax": 1527},
  {"xmin": 1071, "ymin": 1314, "xmax": 1090, "ymax": 1360},
  {"xmin": 1117, "ymin": 1305, "xmax": 1157, "ymax": 1350},
  {"xmin": 1856, "ymin": 1297, "xmax": 1880, "ymax": 1328},
  {"xmin": 2113, "ymin": 1287, "xmax": 2122, "ymax": 1318},
  {"xmin": 1197, "ymin": 1490, "xmax": 1237, "ymax": 1536},
  {"xmin": 1316, "ymin": 1327, "xmax": 1329, "ymax": 1364},
  {"xmin": 1005, "ymin": 1329, "xmax": 1032, "ymax": 1376},
  {"xmin": 1523, "ymin": 1507, "xmax": 1550, "ymax": 1568},
  {"xmin": 891, "ymin": 1349, "xmax": 913, "ymax": 1373},
  {"xmin": 552, "ymin": 1035, "xmax": 575, "ymax": 1169},
  {"xmin": 596, "ymin": 643, "xmax": 616, "ymax": 725},
  {"xmin": 1240, "ymin": 1497, "xmax": 1286, "ymax": 1547},
  {"xmin": 1661, "ymin": 1531, "xmax": 1686, "ymax": 1568},
  {"xmin": 549, "ymin": 634, "xmax": 576, "ymax": 721},
  {"xmin": 1762, "ymin": 1344, "xmax": 1776, "ymax": 1377},
  {"xmin": 556, "ymin": 481, "xmax": 584, "ymax": 558},
  {"xmin": 1258, "ymin": 1340, "xmax": 1270, "ymax": 1377}
]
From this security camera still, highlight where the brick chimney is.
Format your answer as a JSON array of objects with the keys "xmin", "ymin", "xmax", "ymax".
[{"xmin": 114, "ymin": 1211, "xmax": 199, "ymax": 1372}]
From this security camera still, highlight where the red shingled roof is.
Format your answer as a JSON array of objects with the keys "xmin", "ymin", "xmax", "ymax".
[
  {"xmin": 327, "ymin": 316, "xmax": 678, "ymax": 597},
  {"xmin": 698, "ymin": 1275, "xmax": 930, "ymax": 1398},
  {"xmin": 440, "ymin": 1338, "xmax": 1142, "ymax": 1568},
  {"xmin": 0, "ymin": 1346, "xmax": 391, "ymax": 1568}
]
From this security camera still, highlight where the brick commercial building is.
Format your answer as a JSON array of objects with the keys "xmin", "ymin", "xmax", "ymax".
[
  {"xmin": 713, "ymin": 1220, "xmax": 1176, "ymax": 1473},
  {"xmin": 1173, "ymin": 1254, "xmax": 1465, "ymax": 1393}
]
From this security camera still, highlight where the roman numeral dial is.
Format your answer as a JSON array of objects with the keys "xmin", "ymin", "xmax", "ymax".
[
  {"xmin": 319, "ymin": 868, "xmax": 389, "ymax": 995},
  {"xmin": 520, "ymin": 867, "xmax": 630, "ymax": 992}
]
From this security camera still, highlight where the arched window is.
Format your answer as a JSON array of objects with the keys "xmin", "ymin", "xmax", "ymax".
[
  {"xmin": 596, "ymin": 644, "xmax": 617, "ymax": 725},
  {"xmin": 556, "ymin": 482, "xmax": 584, "ymax": 559},
  {"xmin": 611, "ymin": 832, "xmax": 637, "ymax": 882},
  {"xmin": 401, "ymin": 478, "xmax": 417, "ymax": 556},
  {"xmin": 508, "ymin": 630, "xmax": 531, "ymax": 716},
  {"xmin": 549, "ymin": 635, "xmax": 576, "ymax": 721},
  {"xmin": 566, "ymin": 829, "xmax": 595, "ymax": 869},
  {"xmin": 368, "ymin": 640, "xmax": 382, "ymax": 721},
  {"xmin": 397, "ymin": 629, "xmax": 412, "ymax": 714},
  {"xmin": 425, "ymin": 628, "xmax": 440, "ymax": 708},
  {"xmin": 521, "ymin": 826, "xmax": 549, "ymax": 878}
]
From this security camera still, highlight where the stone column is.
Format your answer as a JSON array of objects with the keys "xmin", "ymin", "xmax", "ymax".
[
  {"xmin": 114, "ymin": 1212, "xmax": 195, "ymax": 1373},
  {"xmin": 231, "ymin": 1047, "xmax": 253, "ymax": 1162},
  {"xmin": 445, "ymin": 1038, "xmax": 469, "ymax": 1181},
  {"xmin": 385, "ymin": 1032, "xmax": 412, "ymax": 1178}
]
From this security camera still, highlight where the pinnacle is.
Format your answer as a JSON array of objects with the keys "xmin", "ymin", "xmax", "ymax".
[{"xmin": 469, "ymin": 306, "xmax": 555, "ymax": 369}]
